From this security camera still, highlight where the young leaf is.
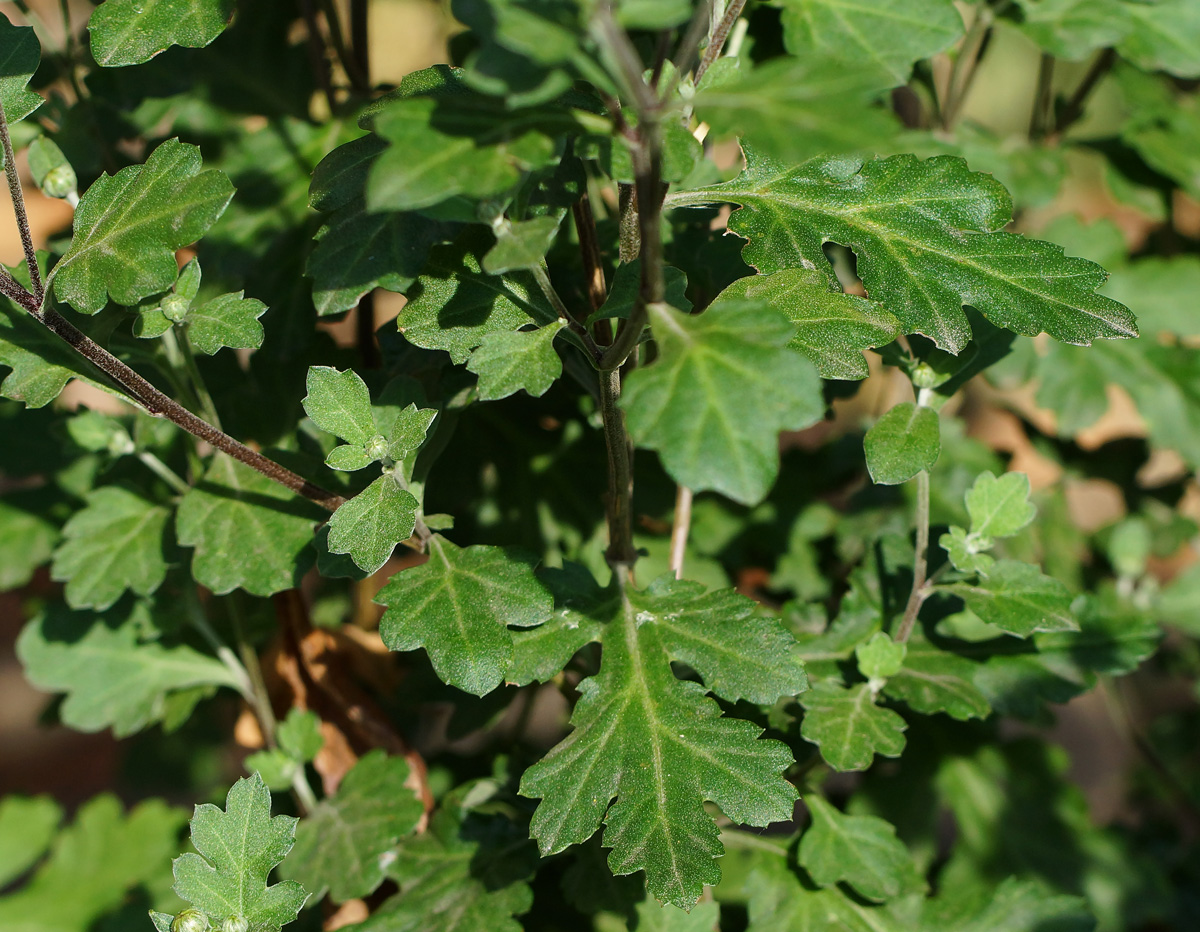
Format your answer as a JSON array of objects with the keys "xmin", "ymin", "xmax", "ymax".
[
  {"xmin": 707, "ymin": 268, "xmax": 900, "ymax": 379},
  {"xmin": 386, "ymin": 404, "xmax": 438, "ymax": 462},
  {"xmin": 50, "ymin": 487, "xmax": 170, "ymax": 611},
  {"xmin": 377, "ymin": 535, "xmax": 553, "ymax": 696},
  {"xmin": 0, "ymin": 796, "xmax": 186, "ymax": 932},
  {"xmin": 176, "ymin": 454, "xmax": 323, "ymax": 597},
  {"xmin": 882, "ymin": 640, "xmax": 991, "ymax": 721},
  {"xmin": 621, "ymin": 301, "xmax": 824, "ymax": 506},
  {"xmin": 778, "ymin": 0, "xmax": 964, "ymax": 83},
  {"xmin": 171, "ymin": 774, "xmax": 308, "ymax": 932},
  {"xmin": 52, "ymin": 138, "xmax": 234, "ymax": 314},
  {"xmin": 855, "ymin": 632, "xmax": 906, "ymax": 681},
  {"xmin": 520, "ymin": 576, "xmax": 806, "ymax": 908},
  {"xmin": 483, "ymin": 216, "xmax": 561, "ymax": 273},
  {"xmin": 326, "ymin": 474, "xmax": 419, "ymax": 575},
  {"xmin": 670, "ymin": 150, "xmax": 1137, "ymax": 354},
  {"xmin": 276, "ymin": 708, "xmax": 323, "ymax": 761},
  {"xmin": 797, "ymin": 794, "xmax": 919, "ymax": 902},
  {"xmin": 864, "ymin": 402, "xmax": 940, "ymax": 485},
  {"xmin": 693, "ymin": 57, "xmax": 899, "ymax": 164},
  {"xmin": 397, "ymin": 236, "xmax": 558, "ymax": 363},
  {"xmin": 1118, "ymin": 0, "xmax": 1200, "ymax": 78},
  {"xmin": 87, "ymin": 0, "xmax": 235, "ymax": 67},
  {"xmin": 303, "ymin": 366, "xmax": 375, "ymax": 445},
  {"xmin": 965, "ymin": 471, "xmax": 1036, "ymax": 540},
  {"xmin": 466, "ymin": 321, "xmax": 565, "ymax": 400},
  {"xmin": 16, "ymin": 602, "xmax": 240, "ymax": 737},
  {"xmin": 0, "ymin": 796, "xmax": 60, "ymax": 888},
  {"xmin": 185, "ymin": 292, "xmax": 267, "ymax": 354},
  {"xmin": 0, "ymin": 15, "xmax": 44, "ymax": 124},
  {"xmin": 944, "ymin": 560, "xmax": 1077, "ymax": 638},
  {"xmin": 283, "ymin": 751, "xmax": 423, "ymax": 903},
  {"xmin": 799, "ymin": 680, "xmax": 907, "ymax": 772}
]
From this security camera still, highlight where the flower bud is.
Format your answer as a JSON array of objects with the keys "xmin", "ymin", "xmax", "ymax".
[
  {"xmin": 171, "ymin": 909, "xmax": 210, "ymax": 932},
  {"xmin": 221, "ymin": 916, "xmax": 249, "ymax": 932},
  {"xmin": 161, "ymin": 293, "xmax": 191, "ymax": 323}
]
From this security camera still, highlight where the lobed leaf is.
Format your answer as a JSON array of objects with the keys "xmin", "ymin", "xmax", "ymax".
[
  {"xmin": 799, "ymin": 680, "xmax": 907, "ymax": 772},
  {"xmin": 797, "ymin": 795, "xmax": 920, "ymax": 901},
  {"xmin": 186, "ymin": 292, "xmax": 267, "ymax": 354},
  {"xmin": 944, "ymin": 560, "xmax": 1077, "ymax": 638},
  {"xmin": 303, "ymin": 367, "xmax": 375, "ymax": 446},
  {"xmin": 466, "ymin": 321, "xmax": 565, "ymax": 400},
  {"xmin": 326, "ymin": 474, "xmax": 419, "ymax": 575}
]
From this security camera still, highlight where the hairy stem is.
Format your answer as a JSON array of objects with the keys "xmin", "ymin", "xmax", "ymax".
[
  {"xmin": 532, "ymin": 260, "xmax": 602, "ymax": 361},
  {"xmin": 896, "ymin": 469, "xmax": 930, "ymax": 643},
  {"xmin": 669, "ymin": 485, "xmax": 693, "ymax": 579},
  {"xmin": 695, "ymin": 0, "xmax": 746, "ymax": 84},
  {"xmin": 600, "ymin": 367, "xmax": 637, "ymax": 568},
  {"xmin": 940, "ymin": 4, "xmax": 995, "ymax": 129},
  {"xmin": 0, "ymin": 101, "xmax": 43, "ymax": 303}
]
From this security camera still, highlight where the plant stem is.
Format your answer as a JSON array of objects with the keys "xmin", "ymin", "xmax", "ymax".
[
  {"xmin": 349, "ymin": 0, "xmax": 371, "ymax": 92},
  {"xmin": 1028, "ymin": 52, "xmax": 1055, "ymax": 140},
  {"xmin": 138, "ymin": 451, "xmax": 192, "ymax": 495},
  {"xmin": 186, "ymin": 591, "xmax": 255, "ymax": 701},
  {"xmin": 1055, "ymin": 47, "xmax": 1116, "ymax": 134},
  {"xmin": 669, "ymin": 485, "xmax": 693, "ymax": 579},
  {"xmin": 532, "ymin": 261, "xmax": 602, "ymax": 361},
  {"xmin": 940, "ymin": 4, "xmax": 995, "ymax": 129},
  {"xmin": 0, "ymin": 100, "xmax": 345, "ymax": 512},
  {"xmin": 695, "ymin": 0, "xmax": 746, "ymax": 84},
  {"xmin": 599, "ymin": 367, "xmax": 637, "ymax": 569},
  {"xmin": 896, "ymin": 469, "xmax": 930, "ymax": 643},
  {"xmin": 355, "ymin": 290, "xmax": 380, "ymax": 368}
]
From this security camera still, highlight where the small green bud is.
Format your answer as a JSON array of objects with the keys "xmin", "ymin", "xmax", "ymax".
[
  {"xmin": 27, "ymin": 136, "xmax": 76, "ymax": 199},
  {"xmin": 161, "ymin": 293, "xmax": 191, "ymax": 323},
  {"xmin": 42, "ymin": 164, "xmax": 77, "ymax": 199},
  {"xmin": 221, "ymin": 916, "xmax": 249, "ymax": 932},
  {"xmin": 365, "ymin": 434, "xmax": 389, "ymax": 462},
  {"xmin": 171, "ymin": 909, "xmax": 210, "ymax": 932}
]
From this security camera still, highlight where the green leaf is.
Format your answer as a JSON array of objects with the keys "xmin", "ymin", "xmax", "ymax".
[
  {"xmin": 50, "ymin": 487, "xmax": 170, "ymax": 611},
  {"xmin": 670, "ymin": 150, "xmax": 1137, "ymax": 354},
  {"xmin": 882, "ymin": 639, "xmax": 991, "ymax": 721},
  {"xmin": 283, "ymin": 751, "xmax": 423, "ymax": 903},
  {"xmin": 1157, "ymin": 564, "xmax": 1200, "ymax": 636},
  {"xmin": 385, "ymin": 404, "xmax": 438, "ymax": 462},
  {"xmin": 326, "ymin": 444, "xmax": 375, "ymax": 472},
  {"xmin": 588, "ymin": 259, "xmax": 691, "ymax": 324},
  {"xmin": 945, "ymin": 560, "xmax": 1077, "ymax": 638},
  {"xmin": 506, "ymin": 563, "xmax": 613, "ymax": 687},
  {"xmin": 799, "ymin": 680, "xmax": 907, "ymax": 772},
  {"xmin": 692, "ymin": 56, "xmax": 899, "ymax": 164},
  {"xmin": 53, "ymin": 139, "xmax": 234, "ymax": 314},
  {"xmin": 0, "ymin": 796, "xmax": 61, "ymax": 888},
  {"xmin": 16, "ymin": 602, "xmax": 239, "ymax": 737},
  {"xmin": 172, "ymin": 774, "xmax": 308, "ymax": 932},
  {"xmin": 621, "ymin": 301, "xmax": 824, "ymax": 506},
  {"xmin": 396, "ymin": 235, "xmax": 558, "ymax": 364},
  {"xmin": 307, "ymin": 202, "xmax": 454, "ymax": 316},
  {"xmin": 87, "ymin": 0, "xmax": 235, "ymax": 67},
  {"xmin": 276, "ymin": 709, "xmax": 323, "ymax": 762},
  {"xmin": 633, "ymin": 898, "xmax": 721, "ymax": 931},
  {"xmin": 176, "ymin": 454, "xmax": 322, "ymax": 597},
  {"xmin": 520, "ymin": 576, "xmax": 806, "ymax": 908},
  {"xmin": 0, "ymin": 490, "xmax": 59, "ymax": 591},
  {"xmin": 797, "ymin": 795, "xmax": 918, "ymax": 901},
  {"xmin": 965, "ymin": 471, "xmax": 1036, "ymax": 540},
  {"xmin": 185, "ymin": 292, "xmax": 267, "ymax": 354},
  {"xmin": 0, "ymin": 15, "xmax": 44, "ymax": 124},
  {"xmin": 377, "ymin": 535, "xmax": 552, "ymax": 696},
  {"xmin": 954, "ymin": 877, "xmax": 1094, "ymax": 932},
  {"xmin": 1119, "ymin": 0, "xmax": 1200, "ymax": 78},
  {"xmin": 466, "ymin": 321, "xmax": 565, "ymax": 400},
  {"xmin": 707, "ymin": 268, "xmax": 900, "ymax": 379},
  {"xmin": 0, "ymin": 796, "xmax": 187, "ymax": 932},
  {"xmin": 326, "ymin": 474, "xmax": 419, "ymax": 575},
  {"xmin": 1014, "ymin": 0, "xmax": 1133, "ymax": 59},
  {"xmin": 778, "ymin": 0, "xmax": 964, "ymax": 82},
  {"xmin": 855, "ymin": 632, "xmax": 906, "ymax": 681},
  {"xmin": 302, "ymin": 366, "xmax": 375, "ymax": 445},
  {"xmin": 483, "ymin": 216, "xmax": 561, "ymax": 274},
  {"xmin": 864, "ymin": 402, "xmax": 940, "ymax": 485},
  {"xmin": 348, "ymin": 804, "xmax": 534, "ymax": 932}
]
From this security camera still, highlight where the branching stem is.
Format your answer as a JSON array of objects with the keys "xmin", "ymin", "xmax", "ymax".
[{"xmin": 896, "ymin": 469, "xmax": 930, "ymax": 643}]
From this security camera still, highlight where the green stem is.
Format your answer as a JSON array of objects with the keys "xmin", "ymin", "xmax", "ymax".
[
  {"xmin": 185, "ymin": 591, "xmax": 254, "ymax": 701},
  {"xmin": 137, "ymin": 451, "xmax": 191, "ymax": 495},
  {"xmin": 532, "ymin": 260, "xmax": 603, "ymax": 362},
  {"xmin": 669, "ymin": 484, "xmax": 693, "ymax": 579},
  {"xmin": 694, "ymin": 0, "xmax": 746, "ymax": 84},
  {"xmin": 600, "ymin": 368, "xmax": 636, "ymax": 569},
  {"xmin": 1055, "ymin": 47, "xmax": 1116, "ymax": 134},
  {"xmin": 896, "ymin": 469, "xmax": 930, "ymax": 643}
]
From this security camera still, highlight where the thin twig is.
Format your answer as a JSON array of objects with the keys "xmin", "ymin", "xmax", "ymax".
[
  {"xmin": 298, "ymin": 0, "xmax": 338, "ymax": 114},
  {"xmin": 138, "ymin": 451, "xmax": 191, "ymax": 495},
  {"xmin": 669, "ymin": 485, "xmax": 693, "ymax": 579},
  {"xmin": 1055, "ymin": 47, "xmax": 1117, "ymax": 134},
  {"xmin": 896, "ymin": 469, "xmax": 930, "ymax": 643},
  {"xmin": 940, "ymin": 4, "xmax": 994, "ymax": 129},
  {"xmin": 0, "ymin": 100, "xmax": 43, "ymax": 302},
  {"xmin": 573, "ymin": 192, "xmax": 612, "ymax": 343},
  {"xmin": 694, "ymin": 0, "xmax": 746, "ymax": 85},
  {"xmin": 532, "ymin": 261, "xmax": 603, "ymax": 361},
  {"xmin": 1028, "ymin": 52, "xmax": 1055, "ymax": 140},
  {"xmin": 349, "ymin": 0, "xmax": 371, "ymax": 93}
]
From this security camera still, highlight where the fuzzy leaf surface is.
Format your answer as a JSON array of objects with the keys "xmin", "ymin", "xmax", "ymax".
[
  {"xmin": 50, "ymin": 487, "xmax": 169, "ymax": 610},
  {"xmin": 945, "ymin": 561, "xmax": 1077, "ymax": 637},
  {"xmin": 172, "ymin": 774, "xmax": 308, "ymax": 931},
  {"xmin": 965, "ymin": 471, "xmax": 1036, "ymax": 540},
  {"xmin": 797, "ymin": 795, "xmax": 917, "ymax": 901},
  {"xmin": 520, "ymin": 577, "xmax": 806, "ymax": 908},
  {"xmin": 0, "ymin": 15, "xmax": 43, "ymax": 124},
  {"xmin": 303, "ymin": 367, "xmax": 375, "ymax": 445},
  {"xmin": 377, "ymin": 535, "xmax": 552, "ymax": 696},
  {"xmin": 799, "ymin": 680, "xmax": 907, "ymax": 772},
  {"xmin": 707, "ymin": 268, "xmax": 899, "ymax": 379},
  {"xmin": 864, "ymin": 402, "xmax": 940, "ymax": 485},
  {"xmin": 176, "ymin": 454, "xmax": 322, "ymax": 597},
  {"xmin": 284, "ymin": 751, "xmax": 423, "ymax": 903},
  {"xmin": 87, "ymin": 0, "xmax": 234, "ymax": 67},
  {"xmin": 396, "ymin": 237, "xmax": 557, "ymax": 363},
  {"xmin": 621, "ymin": 301, "xmax": 823, "ymax": 506},
  {"xmin": 466, "ymin": 321, "xmax": 564, "ymax": 400},
  {"xmin": 326, "ymin": 475, "xmax": 419, "ymax": 575},
  {"xmin": 16, "ymin": 602, "xmax": 239, "ymax": 737},
  {"xmin": 670, "ymin": 151, "xmax": 1136, "ymax": 354},
  {"xmin": 53, "ymin": 138, "xmax": 233, "ymax": 314},
  {"xmin": 882, "ymin": 640, "xmax": 991, "ymax": 720},
  {"xmin": 186, "ymin": 292, "xmax": 267, "ymax": 354},
  {"xmin": 778, "ymin": 0, "xmax": 963, "ymax": 82}
]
